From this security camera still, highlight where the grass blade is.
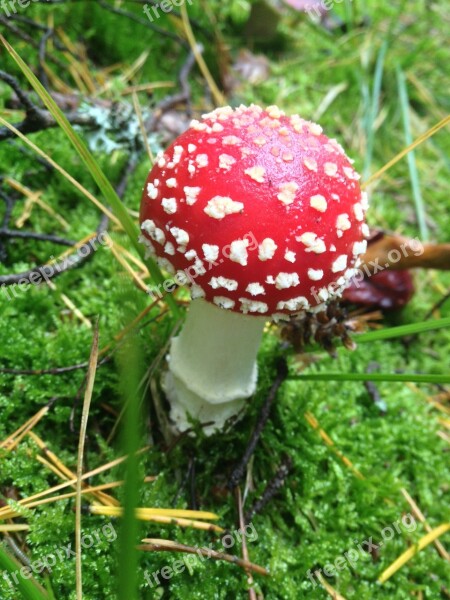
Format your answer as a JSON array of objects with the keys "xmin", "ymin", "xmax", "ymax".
[
  {"xmin": 355, "ymin": 317, "xmax": 450, "ymax": 342},
  {"xmin": 179, "ymin": 2, "xmax": 224, "ymax": 106},
  {"xmin": 362, "ymin": 114, "xmax": 450, "ymax": 189},
  {"xmin": 75, "ymin": 324, "xmax": 99, "ymax": 600},
  {"xmin": 0, "ymin": 546, "xmax": 48, "ymax": 600},
  {"xmin": 397, "ymin": 66, "xmax": 428, "ymax": 240},
  {"xmin": 91, "ymin": 506, "xmax": 219, "ymax": 520},
  {"xmin": 378, "ymin": 522, "xmax": 450, "ymax": 584},
  {"xmin": 363, "ymin": 40, "xmax": 388, "ymax": 180},
  {"xmin": 289, "ymin": 373, "xmax": 450, "ymax": 384},
  {"xmin": 116, "ymin": 329, "xmax": 144, "ymax": 600},
  {"xmin": 0, "ymin": 524, "xmax": 29, "ymax": 532}
]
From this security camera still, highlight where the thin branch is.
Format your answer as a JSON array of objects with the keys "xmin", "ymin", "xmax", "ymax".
[
  {"xmin": 228, "ymin": 358, "xmax": 288, "ymax": 491},
  {"xmin": 30, "ymin": 0, "xmax": 210, "ymax": 37},
  {"xmin": 0, "ymin": 69, "xmax": 96, "ymax": 141},
  {"xmin": 0, "ymin": 70, "xmax": 39, "ymax": 114},
  {"xmin": 0, "ymin": 213, "xmax": 108, "ymax": 286},
  {"xmin": 0, "ymin": 356, "xmax": 110, "ymax": 377},
  {"xmin": 38, "ymin": 28, "xmax": 53, "ymax": 89},
  {"xmin": 4, "ymin": 13, "xmax": 50, "ymax": 29},
  {"xmin": 146, "ymin": 46, "xmax": 197, "ymax": 130},
  {"xmin": 0, "ymin": 190, "xmax": 14, "ymax": 262},
  {"xmin": 138, "ymin": 539, "xmax": 269, "ymax": 576},
  {"xmin": 0, "ymin": 228, "xmax": 74, "ymax": 246},
  {"xmin": 97, "ymin": 0, "xmax": 186, "ymax": 46},
  {"xmin": 6, "ymin": 14, "xmax": 80, "ymax": 56},
  {"xmin": 244, "ymin": 456, "xmax": 293, "ymax": 522},
  {"xmin": 0, "ymin": 17, "xmax": 68, "ymax": 69},
  {"xmin": 424, "ymin": 288, "xmax": 450, "ymax": 320},
  {"xmin": 0, "ymin": 189, "xmax": 14, "ymax": 228},
  {"xmin": 0, "ymin": 108, "xmax": 95, "ymax": 141},
  {"xmin": 4, "ymin": 139, "xmax": 54, "ymax": 171},
  {"xmin": 0, "ymin": 134, "xmax": 143, "ymax": 285}
]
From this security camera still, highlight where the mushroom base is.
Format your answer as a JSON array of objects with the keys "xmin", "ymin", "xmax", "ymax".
[
  {"xmin": 163, "ymin": 299, "xmax": 266, "ymax": 435},
  {"xmin": 163, "ymin": 371, "xmax": 249, "ymax": 435}
]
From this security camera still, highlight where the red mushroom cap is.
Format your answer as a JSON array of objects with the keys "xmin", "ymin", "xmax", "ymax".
[{"xmin": 140, "ymin": 104, "xmax": 369, "ymax": 318}]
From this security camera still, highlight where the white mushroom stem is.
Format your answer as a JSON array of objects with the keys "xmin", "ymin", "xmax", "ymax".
[{"xmin": 163, "ymin": 299, "xmax": 266, "ymax": 435}]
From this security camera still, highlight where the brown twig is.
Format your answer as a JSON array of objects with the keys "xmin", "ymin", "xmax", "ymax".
[
  {"xmin": 0, "ymin": 228, "xmax": 74, "ymax": 246},
  {"xmin": 168, "ymin": 453, "xmax": 198, "ymax": 511},
  {"xmin": 0, "ymin": 17, "xmax": 68, "ymax": 70},
  {"xmin": 364, "ymin": 362, "xmax": 386, "ymax": 414},
  {"xmin": 146, "ymin": 46, "xmax": 197, "ymax": 131},
  {"xmin": 0, "ymin": 130, "xmax": 143, "ymax": 285},
  {"xmin": 0, "ymin": 69, "xmax": 96, "ymax": 142},
  {"xmin": 30, "ymin": 0, "xmax": 210, "ymax": 37},
  {"xmin": 0, "ymin": 213, "xmax": 108, "ymax": 286},
  {"xmin": 235, "ymin": 487, "xmax": 258, "ymax": 600},
  {"xmin": 97, "ymin": 0, "xmax": 186, "ymax": 46},
  {"xmin": 228, "ymin": 358, "xmax": 288, "ymax": 491},
  {"xmin": 424, "ymin": 289, "xmax": 450, "ymax": 320},
  {"xmin": 244, "ymin": 455, "xmax": 293, "ymax": 523},
  {"xmin": 0, "ymin": 103, "xmax": 94, "ymax": 141},
  {"xmin": 138, "ymin": 539, "xmax": 269, "ymax": 576},
  {"xmin": 38, "ymin": 28, "xmax": 53, "ymax": 90},
  {"xmin": 0, "ymin": 356, "xmax": 110, "ymax": 377}
]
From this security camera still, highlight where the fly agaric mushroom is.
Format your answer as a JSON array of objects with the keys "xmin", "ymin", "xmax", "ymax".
[{"xmin": 140, "ymin": 104, "xmax": 369, "ymax": 434}]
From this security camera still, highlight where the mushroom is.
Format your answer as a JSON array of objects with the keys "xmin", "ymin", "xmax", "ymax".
[{"xmin": 140, "ymin": 104, "xmax": 369, "ymax": 434}]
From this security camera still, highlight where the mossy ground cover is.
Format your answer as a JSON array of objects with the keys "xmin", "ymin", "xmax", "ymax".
[{"xmin": 0, "ymin": 1, "xmax": 449, "ymax": 598}]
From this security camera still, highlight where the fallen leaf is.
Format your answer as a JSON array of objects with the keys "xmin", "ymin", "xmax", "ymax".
[{"xmin": 343, "ymin": 270, "xmax": 415, "ymax": 310}]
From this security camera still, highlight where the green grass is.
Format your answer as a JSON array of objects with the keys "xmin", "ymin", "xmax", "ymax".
[{"xmin": 1, "ymin": 1, "xmax": 449, "ymax": 599}]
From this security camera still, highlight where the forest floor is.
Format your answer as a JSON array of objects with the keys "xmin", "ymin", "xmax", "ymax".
[{"xmin": 0, "ymin": 1, "xmax": 449, "ymax": 599}]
